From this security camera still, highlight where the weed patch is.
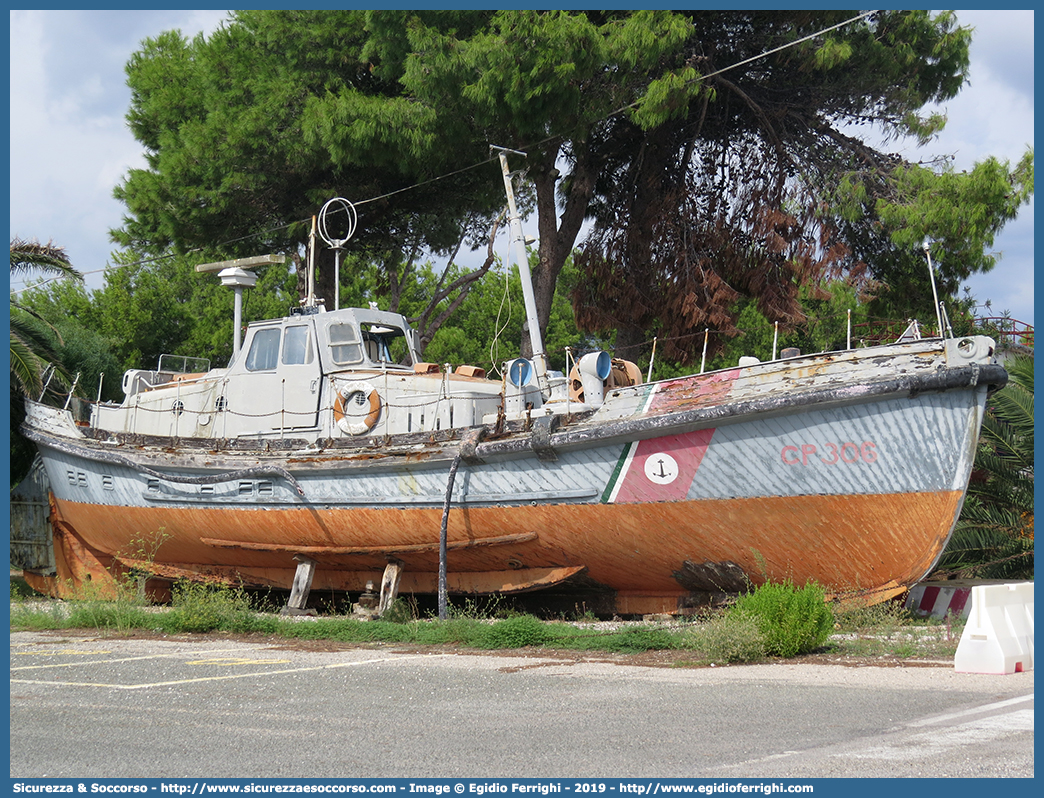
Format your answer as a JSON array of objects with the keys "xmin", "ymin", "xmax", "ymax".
[
  {"xmin": 692, "ymin": 611, "xmax": 767, "ymax": 663},
  {"xmin": 594, "ymin": 626, "xmax": 678, "ymax": 653},
  {"xmin": 833, "ymin": 599, "xmax": 910, "ymax": 635},
  {"xmin": 64, "ymin": 601, "xmax": 152, "ymax": 632},
  {"xmin": 476, "ymin": 615, "xmax": 558, "ymax": 649},
  {"xmin": 152, "ymin": 581, "xmax": 255, "ymax": 634},
  {"xmin": 11, "ymin": 579, "xmax": 959, "ymax": 664}
]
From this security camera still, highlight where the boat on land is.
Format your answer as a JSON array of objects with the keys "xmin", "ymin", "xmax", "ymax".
[{"xmin": 14, "ymin": 155, "xmax": 1007, "ymax": 616}]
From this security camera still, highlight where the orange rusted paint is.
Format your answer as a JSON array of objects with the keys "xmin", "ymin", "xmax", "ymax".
[
  {"xmin": 198, "ymin": 530, "xmax": 537, "ymax": 555},
  {"xmin": 44, "ymin": 489, "xmax": 962, "ymax": 606},
  {"xmin": 400, "ymin": 565, "xmax": 587, "ymax": 594}
]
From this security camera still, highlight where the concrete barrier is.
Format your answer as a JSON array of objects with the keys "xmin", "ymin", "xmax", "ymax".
[
  {"xmin": 954, "ymin": 582, "xmax": 1034, "ymax": 674},
  {"xmin": 906, "ymin": 583, "xmax": 973, "ymax": 619}
]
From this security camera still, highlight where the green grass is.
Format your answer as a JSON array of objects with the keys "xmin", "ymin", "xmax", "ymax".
[
  {"xmin": 9, "ymin": 580, "xmax": 965, "ymax": 663},
  {"xmin": 824, "ymin": 598, "xmax": 966, "ymax": 660}
]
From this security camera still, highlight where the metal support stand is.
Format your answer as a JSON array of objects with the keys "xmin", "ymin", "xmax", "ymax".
[{"xmin": 438, "ymin": 453, "xmax": 464, "ymax": 620}]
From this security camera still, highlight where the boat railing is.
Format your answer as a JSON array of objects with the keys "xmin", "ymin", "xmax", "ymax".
[
  {"xmin": 851, "ymin": 317, "xmax": 1034, "ymax": 349},
  {"xmin": 973, "ymin": 317, "xmax": 1034, "ymax": 349},
  {"xmin": 101, "ymin": 369, "xmax": 506, "ymax": 440}
]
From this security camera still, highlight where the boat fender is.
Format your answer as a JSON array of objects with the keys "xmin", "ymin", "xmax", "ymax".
[{"xmin": 333, "ymin": 382, "xmax": 382, "ymax": 435}]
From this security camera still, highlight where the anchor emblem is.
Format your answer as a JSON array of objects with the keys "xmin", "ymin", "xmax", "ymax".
[{"xmin": 643, "ymin": 452, "xmax": 679, "ymax": 485}]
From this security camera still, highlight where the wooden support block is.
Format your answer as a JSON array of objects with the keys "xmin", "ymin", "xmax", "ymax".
[
  {"xmin": 378, "ymin": 559, "xmax": 405, "ymax": 616},
  {"xmin": 285, "ymin": 554, "xmax": 316, "ymax": 612}
]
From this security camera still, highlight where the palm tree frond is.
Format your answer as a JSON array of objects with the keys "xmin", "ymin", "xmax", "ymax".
[
  {"xmin": 9, "ymin": 333, "xmax": 46, "ymax": 397},
  {"xmin": 937, "ymin": 352, "xmax": 1034, "ymax": 580},
  {"xmin": 10, "ymin": 237, "xmax": 83, "ymax": 280}
]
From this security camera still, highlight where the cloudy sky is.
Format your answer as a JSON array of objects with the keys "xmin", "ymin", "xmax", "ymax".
[{"xmin": 8, "ymin": 9, "xmax": 1035, "ymax": 326}]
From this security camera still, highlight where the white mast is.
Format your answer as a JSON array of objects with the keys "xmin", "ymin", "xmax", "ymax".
[
  {"xmin": 923, "ymin": 239, "xmax": 945, "ymax": 338},
  {"xmin": 494, "ymin": 146, "xmax": 550, "ymax": 397}
]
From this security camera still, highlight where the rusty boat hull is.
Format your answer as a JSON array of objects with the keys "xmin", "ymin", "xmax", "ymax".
[{"xmin": 18, "ymin": 338, "xmax": 1006, "ymax": 615}]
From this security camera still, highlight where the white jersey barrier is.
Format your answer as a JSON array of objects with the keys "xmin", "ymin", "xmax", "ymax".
[{"xmin": 954, "ymin": 582, "xmax": 1034, "ymax": 674}]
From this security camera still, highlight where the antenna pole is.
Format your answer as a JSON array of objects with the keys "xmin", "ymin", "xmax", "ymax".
[
  {"xmin": 923, "ymin": 240, "xmax": 945, "ymax": 338},
  {"xmin": 306, "ymin": 216, "xmax": 318, "ymax": 308},
  {"xmin": 318, "ymin": 198, "xmax": 358, "ymax": 313}
]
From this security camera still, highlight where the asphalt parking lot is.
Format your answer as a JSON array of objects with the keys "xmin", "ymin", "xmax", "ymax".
[{"xmin": 9, "ymin": 630, "xmax": 1034, "ymax": 779}]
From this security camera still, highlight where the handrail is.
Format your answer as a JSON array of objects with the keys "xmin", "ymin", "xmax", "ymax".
[{"xmin": 851, "ymin": 317, "xmax": 1033, "ymax": 348}]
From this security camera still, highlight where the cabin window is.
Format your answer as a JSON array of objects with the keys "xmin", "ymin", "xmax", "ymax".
[
  {"xmin": 245, "ymin": 328, "xmax": 281, "ymax": 371},
  {"xmin": 328, "ymin": 322, "xmax": 363, "ymax": 365},
  {"xmin": 360, "ymin": 323, "xmax": 413, "ymax": 367},
  {"xmin": 282, "ymin": 325, "xmax": 314, "ymax": 366}
]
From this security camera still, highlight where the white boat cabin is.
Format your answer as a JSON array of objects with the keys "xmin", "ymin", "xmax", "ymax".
[{"xmin": 91, "ymin": 306, "xmax": 552, "ymax": 442}]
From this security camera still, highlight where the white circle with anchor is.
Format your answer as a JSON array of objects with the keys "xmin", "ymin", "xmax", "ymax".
[{"xmin": 643, "ymin": 453, "xmax": 679, "ymax": 485}]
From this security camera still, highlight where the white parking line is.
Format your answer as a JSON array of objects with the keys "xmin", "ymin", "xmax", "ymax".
[
  {"xmin": 9, "ymin": 652, "xmax": 453, "ymax": 689},
  {"xmin": 903, "ymin": 693, "xmax": 1034, "ymax": 727},
  {"xmin": 845, "ymin": 708, "xmax": 1034, "ymax": 762}
]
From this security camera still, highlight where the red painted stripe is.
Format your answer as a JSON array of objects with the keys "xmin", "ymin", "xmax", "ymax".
[
  {"xmin": 607, "ymin": 368, "xmax": 742, "ymax": 504},
  {"xmin": 948, "ymin": 589, "xmax": 971, "ymax": 615},
  {"xmin": 648, "ymin": 368, "xmax": 741, "ymax": 414},
  {"xmin": 612, "ymin": 428, "xmax": 715, "ymax": 504},
  {"xmin": 918, "ymin": 586, "xmax": 940, "ymax": 613}
]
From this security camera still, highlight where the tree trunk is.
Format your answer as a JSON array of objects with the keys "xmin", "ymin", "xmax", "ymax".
[
  {"xmin": 519, "ymin": 144, "xmax": 599, "ymax": 359},
  {"xmin": 293, "ymin": 252, "xmax": 306, "ymax": 306},
  {"xmin": 295, "ymin": 249, "xmax": 337, "ymax": 310},
  {"xmin": 318, "ymin": 249, "xmax": 336, "ymax": 310}
]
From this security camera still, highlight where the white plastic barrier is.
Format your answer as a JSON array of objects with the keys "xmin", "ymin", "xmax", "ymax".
[{"xmin": 954, "ymin": 582, "xmax": 1034, "ymax": 674}]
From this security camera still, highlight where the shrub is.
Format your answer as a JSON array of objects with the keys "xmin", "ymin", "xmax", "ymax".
[
  {"xmin": 694, "ymin": 612, "xmax": 767, "ymax": 663},
  {"xmin": 160, "ymin": 580, "xmax": 254, "ymax": 633},
  {"xmin": 729, "ymin": 579, "xmax": 833, "ymax": 657}
]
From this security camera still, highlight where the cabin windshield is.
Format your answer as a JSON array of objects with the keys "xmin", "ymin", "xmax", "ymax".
[
  {"xmin": 362, "ymin": 323, "xmax": 413, "ymax": 367},
  {"xmin": 329, "ymin": 322, "xmax": 363, "ymax": 365},
  {"xmin": 245, "ymin": 328, "xmax": 281, "ymax": 371},
  {"xmin": 329, "ymin": 320, "xmax": 413, "ymax": 368}
]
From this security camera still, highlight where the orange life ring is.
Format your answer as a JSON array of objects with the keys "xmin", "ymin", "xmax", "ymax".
[{"xmin": 333, "ymin": 382, "xmax": 382, "ymax": 435}]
